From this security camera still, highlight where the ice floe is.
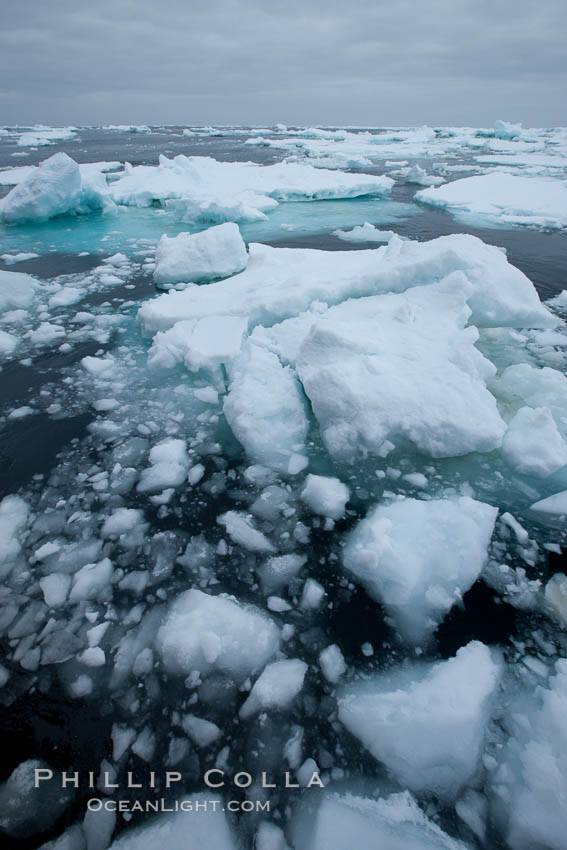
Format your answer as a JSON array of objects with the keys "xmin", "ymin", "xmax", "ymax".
[{"xmin": 416, "ymin": 172, "xmax": 567, "ymax": 229}]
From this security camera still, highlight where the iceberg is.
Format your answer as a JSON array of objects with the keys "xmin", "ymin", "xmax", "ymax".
[
  {"xmin": 343, "ymin": 496, "xmax": 498, "ymax": 642},
  {"xmin": 338, "ymin": 642, "xmax": 502, "ymax": 799}
]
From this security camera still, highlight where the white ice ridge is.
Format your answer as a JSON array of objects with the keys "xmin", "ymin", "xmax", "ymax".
[
  {"xmin": 108, "ymin": 153, "xmax": 393, "ymax": 223},
  {"xmin": 338, "ymin": 641, "xmax": 503, "ymax": 800},
  {"xmin": 343, "ymin": 496, "xmax": 498, "ymax": 643},
  {"xmin": 0, "ymin": 152, "xmax": 116, "ymax": 223},
  {"xmin": 292, "ymin": 791, "xmax": 470, "ymax": 850},
  {"xmin": 156, "ymin": 589, "xmax": 280, "ymax": 679},
  {"xmin": 416, "ymin": 173, "xmax": 567, "ymax": 229}
]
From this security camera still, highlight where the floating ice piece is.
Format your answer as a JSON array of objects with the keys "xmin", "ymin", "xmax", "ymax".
[
  {"xmin": 544, "ymin": 573, "xmax": 567, "ymax": 627},
  {"xmin": 0, "ymin": 152, "xmax": 115, "ymax": 223},
  {"xmin": 138, "ymin": 234, "xmax": 553, "ymax": 337},
  {"xmin": 495, "ymin": 658, "xmax": 567, "ymax": 850},
  {"xmin": 109, "ymin": 154, "xmax": 393, "ymax": 223},
  {"xmin": 101, "ymin": 508, "xmax": 145, "ymax": 538},
  {"xmin": 0, "ymin": 330, "xmax": 18, "ymax": 356},
  {"xmin": 255, "ymin": 822, "xmax": 291, "ymax": 850},
  {"xmin": 0, "ymin": 495, "xmax": 29, "ymax": 580},
  {"xmin": 333, "ymin": 222, "xmax": 397, "ymax": 243},
  {"xmin": 319, "ymin": 644, "xmax": 347, "ymax": 684},
  {"xmin": 530, "ymin": 489, "xmax": 567, "ymax": 515},
  {"xmin": 39, "ymin": 573, "xmax": 71, "ymax": 608},
  {"xmin": 301, "ymin": 474, "xmax": 350, "ymax": 520},
  {"xmin": 69, "ymin": 558, "xmax": 113, "ymax": 603},
  {"xmin": 501, "ymin": 406, "xmax": 567, "ymax": 478},
  {"xmin": 153, "ymin": 223, "xmax": 248, "ymax": 287},
  {"xmin": 0, "ymin": 269, "xmax": 37, "ymax": 313},
  {"xmin": 17, "ymin": 126, "xmax": 77, "ymax": 147},
  {"xmin": 239, "ymin": 658, "xmax": 308, "ymax": 719},
  {"xmin": 491, "ymin": 364, "xmax": 567, "ymax": 439},
  {"xmin": 217, "ymin": 510, "xmax": 275, "ymax": 552},
  {"xmin": 338, "ymin": 642, "xmax": 502, "ymax": 800},
  {"xmin": 493, "ymin": 119, "xmax": 523, "ymax": 139},
  {"xmin": 0, "ymin": 153, "xmax": 81, "ymax": 223},
  {"xmin": 291, "ymin": 790, "xmax": 470, "ymax": 850},
  {"xmin": 138, "ymin": 438, "xmax": 189, "ymax": 493},
  {"xmin": 108, "ymin": 794, "xmax": 236, "ymax": 849},
  {"xmin": 416, "ymin": 173, "xmax": 567, "ymax": 230},
  {"xmin": 224, "ymin": 342, "xmax": 309, "ymax": 473},
  {"xmin": 181, "ymin": 714, "xmax": 222, "ymax": 747},
  {"xmin": 296, "ymin": 277, "xmax": 506, "ymax": 460},
  {"xmin": 147, "ymin": 315, "xmax": 248, "ymax": 373},
  {"xmin": 0, "ymin": 251, "xmax": 39, "ymax": 263},
  {"xmin": 343, "ymin": 496, "xmax": 497, "ymax": 642},
  {"xmin": 257, "ymin": 553, "xmax": 308, "ymax": 594},
  {"xmin": 157, "ymin": 589, "xmax": 280, "ymax": 679},
  {"xmin": 406, "ymin": 164, "xmax": 445, "ymax": 187}
]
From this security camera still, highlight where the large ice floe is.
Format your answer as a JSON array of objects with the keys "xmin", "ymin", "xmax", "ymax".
[
  {"xmin": 416, "ymin": 172, "xmax": 567, "ymax": 229},
  {"xmin": 108, "ymin": 153, "xmax": 393, "ymax": 223}
]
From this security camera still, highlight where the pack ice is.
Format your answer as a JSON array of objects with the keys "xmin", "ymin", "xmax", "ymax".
[
  {"xmin": 338, "ymin": 642, "xmax": 502, "ymax": 800},
  {"xmin": 138, "ymin": 231, "xmax": 555, "ymax": 470}
]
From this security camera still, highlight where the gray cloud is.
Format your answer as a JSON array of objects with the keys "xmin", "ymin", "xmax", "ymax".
[{"xmin": 0, "ymin": 0, "xmax": 565, "ymax": 126}]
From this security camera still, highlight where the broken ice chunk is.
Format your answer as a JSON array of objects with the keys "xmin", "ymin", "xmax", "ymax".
[
  {"xmin": 153, "ymin": 222, "xmax": 248, "ymax": 287},
  {"xmin": 301, "ymin": 474, "xmax": 350, "ymax": 520},
  {"xmin": 343, "ymin": 496, "xmax": 498, "ymax": 643},
  {"xmin": 501, "ymin": 406, "xmax": 567, "ymax": 478},
  {"xmin": 338, "ymin": 641, "xmax": 502, "ymax": 800},
  {"xmin": 239, "ymin": 658, "xmax": 308, "ymax": 719},
  {"xmin": 157, "ymin": 589, "xmax": 280, "ymax": 680}
]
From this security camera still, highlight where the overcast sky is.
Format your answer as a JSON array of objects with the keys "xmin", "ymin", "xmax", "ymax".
[{"xmin": 1, "ymin": 0, "xmax": 565, "ymax": 127}]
